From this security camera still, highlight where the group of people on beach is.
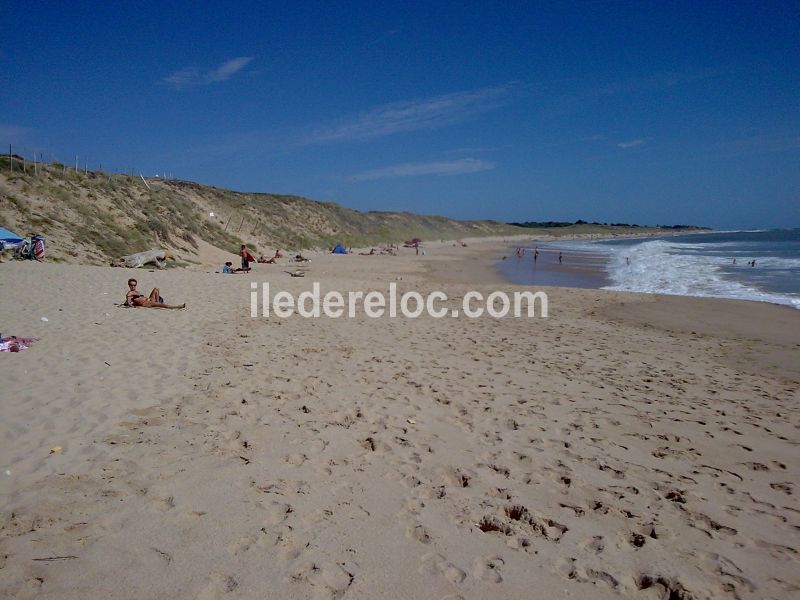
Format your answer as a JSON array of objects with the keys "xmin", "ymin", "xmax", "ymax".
[
  {"xmin": 222, "ymin": 246, "xmax": 296, "ymax": 272},
  {"xmin": 506, "ymin": 247, "xmax": 559, "ymax": 264},
  {"xmin": 123, "ymin": 240, "xmax": 418, "ymax": 309}
]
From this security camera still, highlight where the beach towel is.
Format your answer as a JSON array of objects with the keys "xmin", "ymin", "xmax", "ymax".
[{"xmin": 0, "ymin": 336, "xmax": 37, "ymax": 352}]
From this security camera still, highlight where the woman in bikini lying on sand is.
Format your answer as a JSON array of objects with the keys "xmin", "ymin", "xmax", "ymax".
[{"xmin": 125, "ymin": 278, "xmax": 185, "ymax": 309}]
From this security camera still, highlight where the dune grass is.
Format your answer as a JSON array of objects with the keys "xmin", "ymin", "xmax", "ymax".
[{"xmin": 0, "ymin": 160, "xmax": 700, "ymax": 265}]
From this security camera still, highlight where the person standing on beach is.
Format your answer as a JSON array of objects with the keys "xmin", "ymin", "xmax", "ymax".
[
  {"xmin": 558, "ymin": 252, "xmax": 563, "ymax": 264},
  {"xmin": 534, "ymin": 248, "xmax": 539, "ymax": 263},
  {"xmin": 240, "ymin": 245, "xmax": 252, "ymax": 272}
]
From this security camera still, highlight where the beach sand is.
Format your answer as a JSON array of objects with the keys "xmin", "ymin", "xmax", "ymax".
[{"xmin": 1, "ymin": 240, "xmax": 798, "ymax": 599}]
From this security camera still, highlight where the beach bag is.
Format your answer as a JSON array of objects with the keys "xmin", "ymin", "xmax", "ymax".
[
  {"xmin": 32, "ymin": 236, "xmax": 45, "ymax": 260},
  {"xmin": 14, "ymin": 235, "xmax": 45, "ymax": 260}
]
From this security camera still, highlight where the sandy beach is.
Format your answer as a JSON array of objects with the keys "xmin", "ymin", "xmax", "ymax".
[{"xmin": 1, "ymin": 240, "xmax": 798, "ymax": 599}]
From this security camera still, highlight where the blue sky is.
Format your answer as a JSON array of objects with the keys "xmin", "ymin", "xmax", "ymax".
[{"xmin": 2, "ymin": 1, "xmax": 798, "ymax": 229}]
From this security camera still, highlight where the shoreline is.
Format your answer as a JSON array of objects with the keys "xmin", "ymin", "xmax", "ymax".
[
  {"xmin": 495, "ymin": 248, "xmax": 611, "ymax": 289},
  {"xmin": 480, "ymin": 233, "xmax": 800, "ymax": 312}
]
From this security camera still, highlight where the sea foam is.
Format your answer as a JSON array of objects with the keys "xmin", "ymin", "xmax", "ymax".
[{"xmin": 601, "ymin": 239, "xmax": 800, "ymax": 309}]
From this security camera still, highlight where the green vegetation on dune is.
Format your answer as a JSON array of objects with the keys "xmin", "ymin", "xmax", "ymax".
[
  {"xmin": 509, "ymin": 219, "xmax": 709, "ymax": 231},
  {"xmin": 0, "ymin": 161, "xmax": 520, "ymax": 264},
  {"xmin": 0, "ymin": 157, "xmax": 707, "ymax": 265}
]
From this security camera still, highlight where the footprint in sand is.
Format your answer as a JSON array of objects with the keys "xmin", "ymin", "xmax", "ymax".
[
  {"xmin": 419, "ymin": 552, "xmax": 466, "ymax": 584},
  {"xmin": 580, "ymin": 535, "xmax": 605, "ymax": 554},
  {"xmin": 262, "ymin": 500, "xmax": 294, "ymax": 525},
  {"xmin": 152, "ymin": 495, "xmax": 175, "ymax": 512},
  {"xmin": 290, "ymin": 561, "xmax": 354, "ymax": 599},
  {"xmin": 196, "ymin": 574, "xmax": 238, "ymax": 599},
  {"xmin": 770, "ymin": 482, "xmax": 793, "ymax": 495},
  {"xmin": 472, "ymin": 556, "xmax": 504, "ymax": 583},
  {"xmin": 407, "ymin": 523, "xmax": 432, "ymax": 544},
  {"xmin": 254, "ymin": 479, "xmax": 309, "ymax": 495},
  {"xmin": 437, "ymin": 466, "xmax": 474, "ymax": 488},
  {"xmin": 282, "ymin": 444, "xmax": 321, "ymax": 467}
]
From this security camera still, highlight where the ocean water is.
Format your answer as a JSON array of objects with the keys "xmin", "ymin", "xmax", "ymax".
[{"xmin": 505, "ymin": 229, "xmax": 800, "ymax": 309}]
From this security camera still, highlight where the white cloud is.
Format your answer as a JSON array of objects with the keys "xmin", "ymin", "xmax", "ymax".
[
  {"xmin": 350, "ymin": 158, "xmax": 496, "ymax": 181},
  {"xmin": 618, "ymin": 139, "xmax": 647, "ymax": 149},
  {"xmin": 204, "ymin": 57, "xmax": 254, "ymax": 83},
  {"xmin": 162, "ymin": 67, "xmax": 201, "ymax": 88},
  {"xmin": 162, "ymin": 57, "xmax": 254, "ymax": 88},
  {"xmin": 306, "ymin": 86, "xmax": 511, "ymax": 143}
]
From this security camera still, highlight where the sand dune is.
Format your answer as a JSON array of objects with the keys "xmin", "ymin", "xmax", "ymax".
[{"xmin": 1, "ymin": 242, "xmax": 798, "ymax": 598}]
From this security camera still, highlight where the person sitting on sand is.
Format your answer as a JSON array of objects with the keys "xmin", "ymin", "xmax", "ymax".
[
  {"xmin": 359, "ymin": 248, "xmax": 376, "ymax": 255},
  {"xmin": 222, "ymin": 261, "xmax": 250, "ymax": 273},
  {"xmin": 125, "ymin": 278, "xmax": 185, "ymax": 309},
  {"xmin": 295, "ymin": 254, "xmax": 310, "ymax": 262},
  {"xmin": 274, "ymin": 249, "xmax": 284, "ymax": 259}
]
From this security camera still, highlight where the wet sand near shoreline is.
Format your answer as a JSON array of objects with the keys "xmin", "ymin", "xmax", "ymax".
[
  {"xmin": 602, "ymin": 294, "xmax": 800, "ymax": 382},
  {"xmin": 496, "ymin": 248, "xmax": 611, "ymax": 289},
  {"xmin": 0, "ymin": 238, "xmax": 798, "ymax": 599}
]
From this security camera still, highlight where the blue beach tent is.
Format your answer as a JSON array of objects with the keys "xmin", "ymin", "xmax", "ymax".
[
  {"xmin": 332, "ymin": 244, "xmax": 347, "ymax": 254},
  {"xmin": 0, "ymin": 227, "xmax": 24, "ymax": 250}
]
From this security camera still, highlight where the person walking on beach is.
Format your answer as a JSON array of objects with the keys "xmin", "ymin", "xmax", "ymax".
[
  {"xmin": 558, "ymin": 252, "xmax": 563, "ymax": 264},
  {"xmin": 125, "ymin": 278, "xmax": 185, "ymax": 309}
]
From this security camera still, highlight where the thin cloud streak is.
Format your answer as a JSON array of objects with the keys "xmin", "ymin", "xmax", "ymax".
[
  {"xmin": 618, "ymin": 139, "xmax": 647, "ymax": 149},
  {"xmin": 205, "ymin": 57, "xmax": 254, "ymax": 82},
  {"xmin": 446, "ymin": 146, "xmax": 497, "ymax": 154},
  {"xmin": 306, "ymin": 86, "xmax": 511, "ymax": 144},
  {"xmin": 162, "ymin": 57, "xmax": 254, "ymax": 88},
  {"xmin": 349, "ymin": 158, "xmax": 495, "ymax": 181}
]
